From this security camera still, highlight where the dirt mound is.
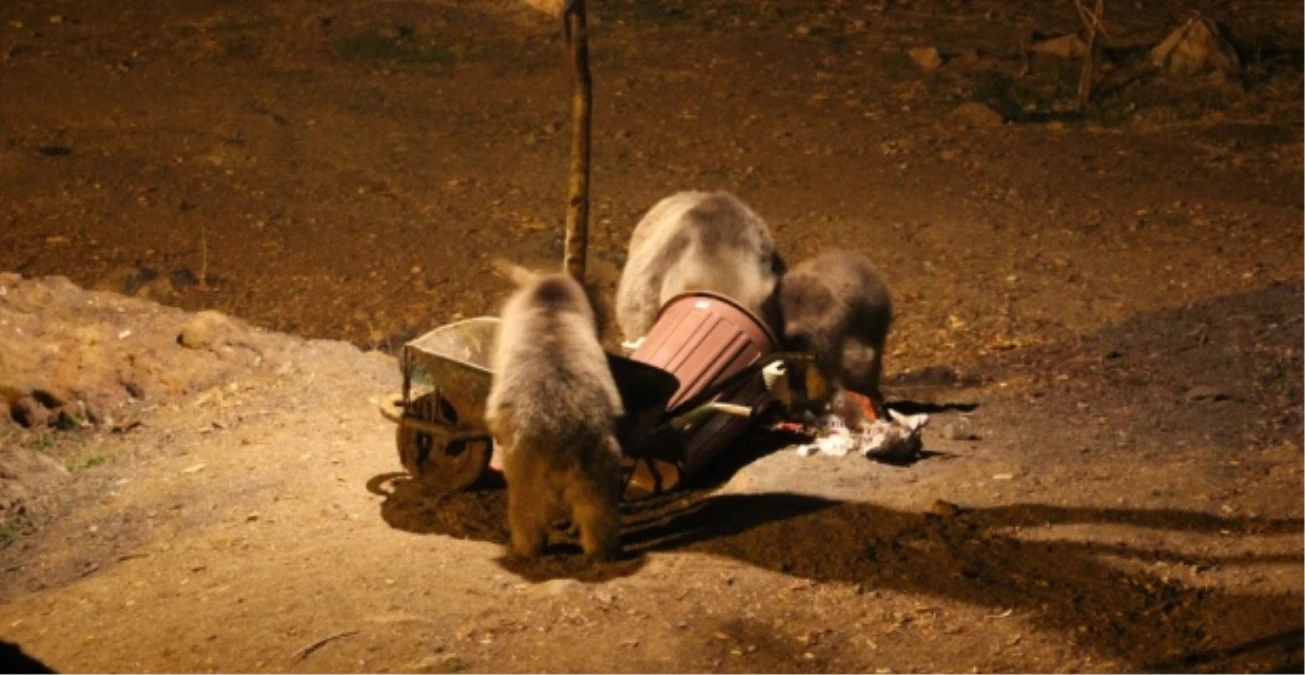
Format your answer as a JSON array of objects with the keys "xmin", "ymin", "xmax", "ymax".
[
  {"xmin": 0, "ymin": 272, "xmax": 397, "ymax": 553},
  {"xmin": 1, "ymin": 273, "xmax": 297, "ymax": 431}
]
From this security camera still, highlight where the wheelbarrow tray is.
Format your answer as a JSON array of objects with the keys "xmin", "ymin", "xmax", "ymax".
[
  {"xmin": 399, "ymin": 317, "xmax": 681, "ymax": 439},
  {"xmin": 400, "ymin": 317, "xmax": 498, "ymax": 428}
]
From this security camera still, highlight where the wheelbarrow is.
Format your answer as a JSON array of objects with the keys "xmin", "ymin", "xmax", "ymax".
[{"xmin": 379, "ymin": 292, "xmax": 816, "ymax": 499}]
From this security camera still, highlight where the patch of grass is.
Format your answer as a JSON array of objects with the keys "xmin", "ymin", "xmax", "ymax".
[
  {"xmin": 65, "ymin": 452, "xmax": 110, "ymax": 472},
  {"xmin": 25, "ymin": 433, "xmax": 55, "ymax": 452},
  {"xmin": 0, "ymin": 513, "xmax": 34, "ymax": 549},
  {"xmin": 65, "ymin": 453, "xmax": 107, "ymax": 471}
]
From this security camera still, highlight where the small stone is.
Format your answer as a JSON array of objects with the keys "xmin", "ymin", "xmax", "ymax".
[
  {"xmin": 535, "ymin": 578, "xmax": 583, "ymax": 597},
  {"xmin": 940, "ymin": 418, "xmax": 974, "ymax": 441},
  {"xmin": 952, "ymin": 102, "xmax": 1006, "ymax": 127},
  {"xmin": 1029, "ymin": 33, "xmax": 1088, "ymax": 59},
  {"xmin": 907, "ymin": 46, "xmax": 944, "ymax": 70},
  {"xmin": 929, "ymin": 500, "xmax": 962, "ymax": 518},
  {"xmin": 182, "ymin": 463, "xmax": 207, "ymax": 474}
]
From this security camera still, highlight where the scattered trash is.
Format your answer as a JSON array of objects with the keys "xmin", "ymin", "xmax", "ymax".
[
  {"xmin": 1150, "ymin": 18, "xmax": 1241, "ymax": 74},
  {"xmin": 792, "ymin": 408, "xmax": 928, "ymax": 462},
  {"xmin": 761, "ymin": 361, "xmax": 792, "ymax": 405}
]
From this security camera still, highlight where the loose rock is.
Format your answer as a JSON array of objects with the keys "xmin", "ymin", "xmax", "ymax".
[
  {"xmin": 1150, "ymin": 18, "xmax": 1241, "ymax": 74},
  {"xmin": 908, "ymin": 46, "xmax": 944, "ymax": 70},
  {"xmin": 952, "ymin": 101, "xmax": 1006, "ymax": 127},
  {"xmin": 178, "ymin": 310, "xmax": 245, "ymax": 352},
  {"xmin": 1029, "ymin": 33, "xmax": 1089, "ymax": 59}
]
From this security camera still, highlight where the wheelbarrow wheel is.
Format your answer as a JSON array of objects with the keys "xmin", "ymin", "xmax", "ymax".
[{"xmin": 396, "ymin": 391, "xmax": 492, "ymax": 493}]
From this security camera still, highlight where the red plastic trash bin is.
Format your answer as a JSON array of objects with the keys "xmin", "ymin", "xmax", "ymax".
[{"xmin": 628, "ymin": 291, "xmax": 779, "ymax": 488}]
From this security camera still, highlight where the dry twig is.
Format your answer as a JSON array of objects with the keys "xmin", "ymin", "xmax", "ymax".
[{"xmin": 291, "ymin": 629, "xmax": 360, "ymax": 661}]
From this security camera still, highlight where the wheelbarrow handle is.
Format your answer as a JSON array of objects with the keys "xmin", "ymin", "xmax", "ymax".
[
  {"xmin": 378, "ymin": 393, "xmax": 492, "ymax": 443},
  {"xmin": 667, "ymin": 401, "xmax": 753, "ymax": 431},
  {"xmin": 668, "ymin": 351, "xmax": 815, "ymax": 417},
  {"xmin": 379, "ymin": 393, "xmax": 407, "ymax": 424}
]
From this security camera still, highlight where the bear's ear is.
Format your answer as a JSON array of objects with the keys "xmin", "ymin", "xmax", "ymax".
[
  {"xmin": 781, "ymin": 271, "xmax": 835, "ymax": 311},
  {"xmin": 491, "ymin": 258, "xmax": 539, "ymax": 287},
  {"xmin": 770, "ymin": 249, "xmax": 789, "ymax": 276}
]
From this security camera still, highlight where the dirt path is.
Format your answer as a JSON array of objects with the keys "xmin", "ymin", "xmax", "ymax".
[{"xmin": 1, "ymin": 0, "xmax": 1302, "ymax": 672}]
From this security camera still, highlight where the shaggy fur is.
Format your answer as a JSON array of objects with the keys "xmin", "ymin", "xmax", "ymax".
[
  {"xmin": 777, "ymin": 251, "xmax": 893, "ymax": 421},
  {"xmin": 485, "ymin": 264, "xmax": 625, "ymax": 560},
  {"xmin": 615, "ymin": 190, "xmax": 784, "ymax": 341}
]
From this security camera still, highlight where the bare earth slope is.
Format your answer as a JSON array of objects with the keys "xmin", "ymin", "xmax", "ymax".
[{"xmin": 0, "ymin": 276, "xmax": 1299, "ymax": 673}]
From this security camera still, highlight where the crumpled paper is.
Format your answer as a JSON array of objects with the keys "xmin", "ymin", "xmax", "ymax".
[{"xmin": 795, "ymin": 408, "xmax": 929, "ymax": 462}]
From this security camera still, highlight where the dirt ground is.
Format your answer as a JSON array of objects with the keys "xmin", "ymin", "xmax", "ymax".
[{"xmin": 1, "ymin": 0, "xmax": 1302, "ymax": 672}]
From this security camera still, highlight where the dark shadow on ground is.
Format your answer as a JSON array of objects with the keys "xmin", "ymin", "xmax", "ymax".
[
  {"xmin": 888, "ymin": 399, "xmax": 979, "ymax": 415},
  {"xmin": 367, "ymin": 471, "xmax": 647, "ymax": 582},
  {"xmin": 958, "ymin": 282, "xmax": 1304, "ymax": 451},
  {"xmin": 625, "ymin": 491, "xmax": 1304, "ymax": 673},
  {"xmin": 0, "ymin": 640, "xmax": 56, "ymax": 674},
  {"xmin": 680, "ymin": 428, "xmax": 800, "ymax": 491}
]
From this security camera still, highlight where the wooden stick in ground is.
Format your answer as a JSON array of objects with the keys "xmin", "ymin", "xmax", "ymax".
[
  {"xmin": 1075, "ymin": 0, "xmax": 1105, "ymax": 112},
  {"xmin": 562, "ymin": 0, "xmax": 592, "ymax": 281}
]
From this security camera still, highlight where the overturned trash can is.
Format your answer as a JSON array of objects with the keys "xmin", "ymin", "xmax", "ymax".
[{"xmin": 622, "ymin": 291, "xmax": 782, "ymax": 496}]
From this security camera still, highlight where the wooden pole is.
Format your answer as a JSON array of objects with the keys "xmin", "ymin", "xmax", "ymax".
[{"xmin": 562, "ymin": 0, "xmax": 592, "ymax": 281}]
